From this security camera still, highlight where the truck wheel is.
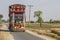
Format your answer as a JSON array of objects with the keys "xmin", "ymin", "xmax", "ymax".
[{"xmin": 23, "ymin": 30, "xmax": 25, "ymax": 32}]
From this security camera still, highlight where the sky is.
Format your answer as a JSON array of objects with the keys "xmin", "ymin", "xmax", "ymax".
[{"xmin": 0, "ymin": 0, "xmax": 60, "ymax": 21}]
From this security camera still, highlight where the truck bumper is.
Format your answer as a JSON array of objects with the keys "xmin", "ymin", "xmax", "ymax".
[{"xmin": 9, "ymin": 26, "xmax": 25, "ymax": 32}]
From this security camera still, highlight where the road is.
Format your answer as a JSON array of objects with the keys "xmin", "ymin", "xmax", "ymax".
[
  {"xmin": 11, "ymin": 32, "xmax": 44, "ymax": 40},
  {"xmin": 0, "ymin": 23, "xmax": 44, "ymax": 40},
  {"xmin": 0, "ymin": 23, "xmax": 56, "ymax": 40}
]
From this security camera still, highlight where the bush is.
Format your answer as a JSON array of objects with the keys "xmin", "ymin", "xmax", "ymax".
[
  {"xmin": 51, "ymin": 30, "xmax": 60, "ymax": 36},
  {"xmin": 30, "ymin": 21, "xmax": 34, "ymax": 23}
]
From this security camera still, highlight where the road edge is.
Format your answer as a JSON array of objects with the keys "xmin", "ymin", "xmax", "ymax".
[{"xmin": 26, "ymin": 30, "xmax": 56, "ymax": 40}]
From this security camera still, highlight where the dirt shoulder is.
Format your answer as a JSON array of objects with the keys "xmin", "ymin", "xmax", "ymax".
[
  {"xmin": 26, "ymin": 30, "xmax": 57, "ymax": 40},
  {"xmin": 0, "ymin": 31, "xmax": 14, "ymax": 40},
  {"xmin": 26, "ymin": 28, "xmax": 57, "ymax": 40},
  {"xmin": 0, "ymin": 23, "xmax": 14, "ymax": 40}
]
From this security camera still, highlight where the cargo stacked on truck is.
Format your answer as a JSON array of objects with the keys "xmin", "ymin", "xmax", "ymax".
[{"xmin": 9, "ymin": 4, "xmax": 26, "ymax": 32}]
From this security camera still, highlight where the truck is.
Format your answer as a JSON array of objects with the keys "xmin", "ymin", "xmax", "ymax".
[{"xmin": 9, "ymin": 4, "xmax": 26, "ymax": 32}]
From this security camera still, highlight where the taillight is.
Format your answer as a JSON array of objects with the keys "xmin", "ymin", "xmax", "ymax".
[
  {"xmin": 21, "ymin": 27, "xmax": 24, "ymax": 28},
  {"xmin": 15, "ymin": 27, "xmax": 17, "ymax": 28}
]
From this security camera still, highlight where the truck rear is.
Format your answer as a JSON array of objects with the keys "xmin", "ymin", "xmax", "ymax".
[{"xmin": 9, "ymin": 4, "xmax": 26, "ymax": 32}]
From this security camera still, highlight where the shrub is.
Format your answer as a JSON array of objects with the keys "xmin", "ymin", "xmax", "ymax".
[{"xmin": 51, "ymin": 30, "xmax": 60, "ymax": 36}]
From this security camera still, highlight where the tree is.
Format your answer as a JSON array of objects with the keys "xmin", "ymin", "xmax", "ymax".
[
  {"xmin": 0, "ymin": 14, "xmax": 3, "ymax": 21},
  {"xmin": 34, "ymin": 11, "xmax": 43, "ymax": 27},
  {"xmin": 2, "ymin": 19, "xmax": 6, "ymax": 23},
  {"xmin": 30, "ymin": 21, "xmax": 34, "ymax": 23},
  {"xmin": 50, "ymin": 19, "xmax": 53, "ymax": 24},
  {"xmin": 53, "ymin": 20, "xmax": 60, "ymax": 23}
]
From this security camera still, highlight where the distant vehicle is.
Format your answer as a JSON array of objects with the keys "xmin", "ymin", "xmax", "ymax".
[{"xmin": 9, "ymin": 4, "xmax": 26, "ymax": 32}]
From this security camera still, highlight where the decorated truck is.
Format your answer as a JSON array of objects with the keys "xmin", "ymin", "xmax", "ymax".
[{"xmin": 9, "ymin": 4, "xmax": 26, "ymax": 32}]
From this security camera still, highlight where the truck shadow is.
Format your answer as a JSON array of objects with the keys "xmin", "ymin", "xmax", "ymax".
[
  {"xmin": 0, "ymin": 29, "xmax": 10, "ymax": 32},
  {"xmin": 0, "ymin": 29, "xmax": 23, "ymax": 32}
]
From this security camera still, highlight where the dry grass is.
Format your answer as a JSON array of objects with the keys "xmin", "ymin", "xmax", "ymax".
[
  {"xmin": 27, "ymin": 28, "xmax": 60, "ymax": 40},
  {"xmin": 0, "ymin": 31, "xmax": 13, "ymax": 40}
]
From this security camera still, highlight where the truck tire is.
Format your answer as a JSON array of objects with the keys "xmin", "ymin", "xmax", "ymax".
[{"xmin": 23, "ymin": 30, "xmax": 25, "ymax": 32}]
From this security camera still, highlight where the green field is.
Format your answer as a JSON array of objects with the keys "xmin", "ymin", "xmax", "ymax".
[
  {"xmin": 26, "ymin": 23, "xmax": 60, "ymax": 40},
  {"xmin": 25, "ymin": 23, "xmax": 60, "ymax": 29}
]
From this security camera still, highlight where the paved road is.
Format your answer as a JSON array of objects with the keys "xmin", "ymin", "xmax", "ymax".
[
  {"xmin": 11, "ymin": 32, "xmax": 44, "ymax": 40},
  {"xmin": 0, "ymin": 23, "xmax": 44, "ymax": 40}
]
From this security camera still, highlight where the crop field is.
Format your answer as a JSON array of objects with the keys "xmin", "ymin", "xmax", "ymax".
[
  {"xmin": 26, "ymin": 23, "xmax": 60, "ymax": 33},
  {"xmin": 26, "ymin": 23, "xmax": 60, "ymax": 39},
  {"xmin": 25, "ymin": 23, "xmax": 60, "ymax": 29}
]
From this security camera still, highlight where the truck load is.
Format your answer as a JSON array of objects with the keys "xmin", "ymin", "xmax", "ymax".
[{"xmin": 9, "ymin": 4, "xmax": 26, "ymax": 32}]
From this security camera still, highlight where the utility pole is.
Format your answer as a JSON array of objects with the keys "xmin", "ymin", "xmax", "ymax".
[{"xmin": 27, "ymin": 5, "xmax": 33, "ymax": 27}]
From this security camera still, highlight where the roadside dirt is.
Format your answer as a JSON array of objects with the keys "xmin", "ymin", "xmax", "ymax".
[
  {"xmin": 26, "ymin": 30, "xmax": 57, "ymax": 40},
  {"xmin": 0, "ymin": 24, "xmax": 14, "ymax": 40},
  {"xmin": 0, "ymin": 32, "xmax": 14, "ymax": 40}
]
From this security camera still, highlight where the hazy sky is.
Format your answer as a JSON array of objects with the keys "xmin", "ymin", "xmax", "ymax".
[{"xmin": 0, "ymin": 0, "xmax": 60, "ymax": 21}]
